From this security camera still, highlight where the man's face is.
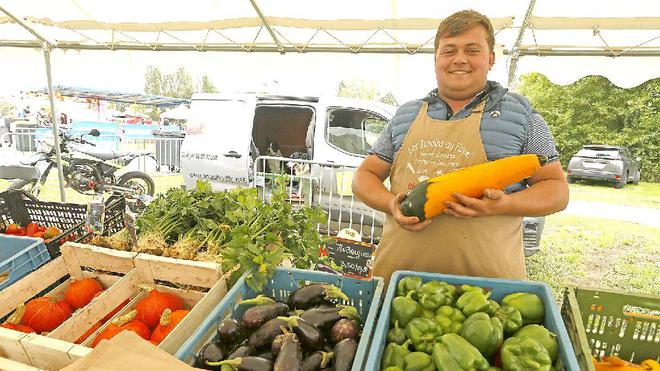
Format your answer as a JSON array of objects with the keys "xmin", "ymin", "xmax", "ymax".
[{"xmin": 434, "ymin": 26, "xmax": 495, "ymax": 102}]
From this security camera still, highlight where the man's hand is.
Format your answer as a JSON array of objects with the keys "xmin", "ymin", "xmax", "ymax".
[
  {"xmin": 390, "ymin": 192, "xmax": 433, "ymax": 231},
  {"xmin": 443, "ymin": 189, "xmax": 509, "ymax": 218}
]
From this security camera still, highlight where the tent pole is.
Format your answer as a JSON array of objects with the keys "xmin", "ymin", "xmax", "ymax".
[{"xmin": 43, "ymin": 43, "xmax": 67, "ymax": 202}]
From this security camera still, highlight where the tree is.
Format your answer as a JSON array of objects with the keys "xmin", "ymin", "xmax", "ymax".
[
  {"xmin": 337, "ymin": 79, "xmax": 379, "ymax": 100},
  {"xmin": 518, "ymin": 73, "xmax": 660, "ymax": 182},
  {"xmin": 199, "ymin": 75, "xmax": 218, "ymax": 93},
  {"xmin": 144, "ymin": 65, "xmax": 163, "ymax": 96},
  {"xmin": 143, "ymin": 66, "xmax": 218, "ymax": 98}
]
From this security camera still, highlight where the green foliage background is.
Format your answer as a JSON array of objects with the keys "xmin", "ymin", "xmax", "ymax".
[{"xmin": 517, "ymin": 74, "xmax": 659, "ymax": 182}]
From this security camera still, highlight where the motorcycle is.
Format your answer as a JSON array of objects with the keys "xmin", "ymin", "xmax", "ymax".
[{"xmin": 0, "ymin": 129, "xmax": 156, "ymax": 212}]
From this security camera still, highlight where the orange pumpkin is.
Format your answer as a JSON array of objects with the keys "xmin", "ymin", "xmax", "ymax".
[
  {"xmin": 150, "ymin": 309, "xmax": 189, "ymax": 344},
  {"xmin": 1, "ymin": 323, "xmax": 35, "ymax": 333},
  {"xmin": 136, "ymin": 290, "xmax": 184, "ymax": 330},
  {"xmin": 0, "ymin": 304, "xmax": 35, "ymax": 333},
  {"xmin": 64, "ymin": 278, "xmax": 103, "ymax": 309},
  {"xmin": 21, "ymin": 297, "xmax": 72, "ymax": 333},
  {"xmin": 92, "ymin": 291, "xmax": 130, "ymax": 322},
  {"xmin": 92, "ymin": 310, "xmax": 150, "ymax": 348},
  {"xmin": 75, "ymin": 321, "xmax": 101, "ymax": 344}
]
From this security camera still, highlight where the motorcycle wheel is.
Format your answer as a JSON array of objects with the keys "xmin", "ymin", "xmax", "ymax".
[{"xmin": 117, "ymin": 171, "xmax": 155, "ymax": 196}]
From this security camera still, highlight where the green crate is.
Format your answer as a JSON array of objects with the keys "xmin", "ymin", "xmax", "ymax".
[{"xmin": 561, "ymin": 286, "xmax": 660, "ymax": 370}]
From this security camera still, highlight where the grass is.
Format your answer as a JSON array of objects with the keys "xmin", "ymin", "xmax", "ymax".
[
  {"xmin": 526, "ymin": 213, "xmax": 660, "ymax": 301},
  {"xmin": 568, "ymin": 180, "xmax": 660, "ymax": 209}
]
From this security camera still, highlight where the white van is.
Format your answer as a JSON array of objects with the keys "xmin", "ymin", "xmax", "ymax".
[{"xmin": 180, "ymin": 93, "xmax": 396, "ymax": 190}]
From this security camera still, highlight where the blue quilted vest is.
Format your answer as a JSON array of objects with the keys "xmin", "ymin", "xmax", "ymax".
[{"xmin": 390, "ymin": 81, "xmax": 532, "ymax": 192}]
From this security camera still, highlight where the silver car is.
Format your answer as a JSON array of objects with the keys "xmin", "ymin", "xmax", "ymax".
[{"xmin": 567, "ymin": 145, "xmax": 641, "ymax": 189}]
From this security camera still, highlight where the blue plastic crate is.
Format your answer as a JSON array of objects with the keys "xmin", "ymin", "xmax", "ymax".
[
  {"xmin": 175, "ymin": 267, "xmax": 384, "ymax": 371},
  {"xmin": 365, "ymin": 270, "xmax": 581, "ymax": 371},
  {"xmin": 0, "ymin": 235, "xmax": 50, "ymax": 290}
]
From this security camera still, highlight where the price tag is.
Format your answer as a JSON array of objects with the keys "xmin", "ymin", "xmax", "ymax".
[
  {"xmin": 85, "ymin": 196, "xmax": 105, "ymax": 234},
  {"xmin": 123, "ymin": 212, "xmax": 138, "ymax": 248},
  {"xmin": 322, "ymin": 236, "xmax": 376, "ymax": 280}
]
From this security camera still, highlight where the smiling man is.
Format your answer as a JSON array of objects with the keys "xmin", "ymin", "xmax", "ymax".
[{"xmin": 352, "ymin": 10, "xmax": 569, "ymax": 284}]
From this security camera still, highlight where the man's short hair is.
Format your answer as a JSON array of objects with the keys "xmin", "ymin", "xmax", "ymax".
[{"xmin": 434, "ymin": 10, "xmax": 495, "ymax": 53}]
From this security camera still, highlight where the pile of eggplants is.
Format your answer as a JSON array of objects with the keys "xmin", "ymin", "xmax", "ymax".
[{"xmin": 195, "ymin": 284, "xmax": 363, "ymax": 371}]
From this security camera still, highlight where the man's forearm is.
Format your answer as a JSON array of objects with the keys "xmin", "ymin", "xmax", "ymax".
[
  {"xmin": 352, "ymin": 168, "xmax": 395, "ymax": 215},
  {"xmin": 505, "ymin": 179, "xmax": 569, "ymax": 217}
]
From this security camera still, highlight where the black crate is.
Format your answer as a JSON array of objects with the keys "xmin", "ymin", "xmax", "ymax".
[{"xmin": 0, "ymin": 191, "xmax": 126, "ymax": 258}]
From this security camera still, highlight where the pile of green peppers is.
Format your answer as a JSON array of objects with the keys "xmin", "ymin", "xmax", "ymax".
[{"xmin": 381, "ymin": 276, "xmax": 562, "ymax": 371}]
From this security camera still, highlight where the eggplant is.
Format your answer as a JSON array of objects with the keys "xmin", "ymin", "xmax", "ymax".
[
  {"xmin": 300, "ymin": 305, "xmax": 360, "ymax": 331},
  {"xmin": 288, "ymin": 284, "xmax": 349, "ymax": 310},
  {"xmin": 211, "ymin": 357, "xmax": 273, "ymax": 371},
  {"xmin": 248, "ymin": 317, "xmax": 288, "ymax": 349},
  {"xmin": 256, "ymin": 351, "xmax": 274, "ymax": 361},
  {"xmin": 330, "ymin": 319, "xmax": 360, "ymax": 344},
  {"xmin": 243, "ymin": 302, "xmax": 290, "ymax": 330},
  {"xmin": 302, "ymin": 351, "xmax": 333, "ymax": 371},
  {"xmin": 271, "ymin": 334, "xmax": 286, "ymax": 357},
  {"xmin": 277, "ymin": 316, "xmax": 325, "ymax": 350},
  {"xmin": 217, "ymin": 318, "xmax": 247, "ymax": 346},
  {"xmin": 333, "ymin": 338, "xmax": 357, "ymax": 371},
  {"xmin": 227, "ymin": 344, "xmax": 256, "ymax": 360},
  {"xmin": 195, "ymin": 341, "xmax": 226, "ymax": 370},
  {"xmin": 274, "ymin": 332, "xmax": 303, "ymax": 371}
]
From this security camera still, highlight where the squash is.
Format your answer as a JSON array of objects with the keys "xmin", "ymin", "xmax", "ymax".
[
  {"xmin": 150, "ymin": 309, "xmax": 189, "ymax": 344},
  {"xmin": 91, "ymin": 310, "xmax": 150, "ymax": 347},
  {"xmin": 400, "ymin": 154, "xmax": 547, "ymax": 220},
  {"xmin": 1, "ymin": 304, "xmax": 35, "ymax": 333},
  {"xmin": 21, "ymin": 297, "xmax": 72, "ymax": 333},
  {"xmin": 64, "ymin": 277, "xmax": 103, "ymax": 309},
  {"xmin": 135, "ymin": 289, "xmax": 184, "ymax": 330}
]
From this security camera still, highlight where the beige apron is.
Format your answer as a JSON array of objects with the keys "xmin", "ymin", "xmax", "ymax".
[{"xmin": 373, "ymin": 100, "xmax": 526, "ymax": 285}]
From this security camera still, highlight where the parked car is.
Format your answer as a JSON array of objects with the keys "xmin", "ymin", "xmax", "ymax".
[
  {"xmin": 180, "ymin": 93, "xmax": 546, "ymax": 255},
  {"xmin": 567, "ymin": 145, "xmax": 641, "ymax": 189}
]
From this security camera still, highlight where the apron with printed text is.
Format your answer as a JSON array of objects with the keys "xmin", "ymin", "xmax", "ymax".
[{"xmin": 373, "ymin": 100, "xmax": 526, "ymax": 285}]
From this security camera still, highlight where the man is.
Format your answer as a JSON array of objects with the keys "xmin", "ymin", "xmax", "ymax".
[{"xmin": 352, "ymin": 10, "xmax": 569, "ymax": 284}]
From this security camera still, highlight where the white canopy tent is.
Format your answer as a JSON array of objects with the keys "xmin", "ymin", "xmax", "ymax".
[{"xmin": 0, "ymin": 0, "xmax": 658, "ymax": 200}]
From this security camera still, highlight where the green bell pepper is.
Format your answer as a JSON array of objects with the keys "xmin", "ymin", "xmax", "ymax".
[
  {"xmin": 501, "ymin": 292, "xmax": 545, "ymax": 325},
  {"xmin": 422, "ymin": 308, "xmax": 436, "ymax": 319},
  {"xmin": 487, "ymin": 299, "xmax": 501, "ymax": 315},
  {"xmin": 397, "ymin": 276, "xmax": 423, "ymax": 298},
  {"xmin": 514, "ymin": 324, "xmax": 558, "ymax": 362},
  {"xmin": 459, "ymin": 284, "xmax": 485, "ymax": 294},
  {"xmin": 432, "ymin": 334, "xmax": 490, "ymax": 371},
  {"xmin": 404, "ymin": 351, "xmax": 436, "ymax": 371},
  {"xmin": 495, "ymin": 305, "xmax": 524, "ymax": 335},
  {"xmin": 383, "ymin": 367, "xmax": 404, "ymax": 371},
  {"xmin": 387, "ymin": 320, "xmax": 407, "ymax": 345},
  {"xmin": 405, "ymin": 317, "xmax": 442, "ymax": 354},
  {"xmin": 381, "ymin": 339, "xmax": 412, "ymax": 369},
  {"xmin": 456, "ymin": 289, "xmax": 491, "ymax": 317},
  {"xmin": 501, "ymin": 337, "xmax": 552, "ymax": 371},
  {"xmin": 418, "ymin": 281, "xmax": 455, "ymax": 310},
  {"xmin": 434, "ymin": 305, "xmax": 465, "ymax": 334},
  {"xmin": 460, "ymin": 312, "xmax": 503, "ymax": 357},
  {"xmin": 391, "ymin": 291, "xmax": 422, "ymax": 328}
]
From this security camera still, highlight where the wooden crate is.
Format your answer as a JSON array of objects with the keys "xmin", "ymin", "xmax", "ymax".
[{"xmin": 0, "ymin": 242, "xmax": 227, "ymax": 370}]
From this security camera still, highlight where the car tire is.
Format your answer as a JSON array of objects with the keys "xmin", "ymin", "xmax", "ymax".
[
  {"xmin": 632, "ymin": 170, "xmax": 641, "ymax": 185},
  {"xmin": 567, "ymin": 177, "xmax": 575, "ymax": 184}
]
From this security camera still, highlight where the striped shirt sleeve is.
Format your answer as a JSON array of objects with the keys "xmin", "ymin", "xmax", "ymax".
[{"xmin": 523, "ymin": 112, "xmax": 560, "ymax": 163}]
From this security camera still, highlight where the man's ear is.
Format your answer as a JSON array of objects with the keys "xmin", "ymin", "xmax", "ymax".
[{"xmin": 489, "ymin": 51, "xmax": 495, "ymax": 68}]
